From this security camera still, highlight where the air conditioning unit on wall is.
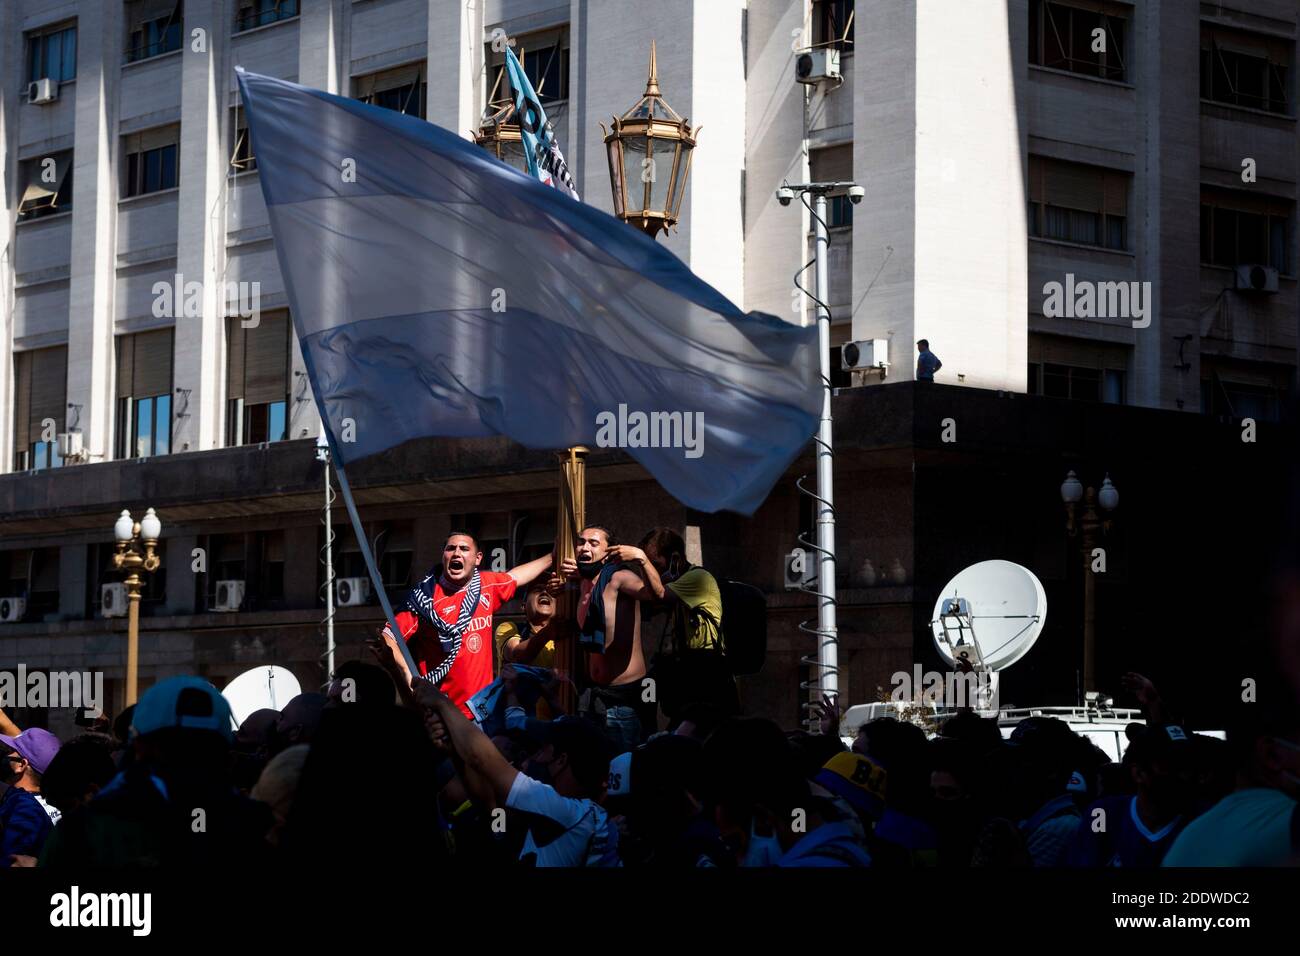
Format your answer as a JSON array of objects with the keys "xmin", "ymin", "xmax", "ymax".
[
  {"xmin": 213, "ymin": 580, "xmax": 245, "ymax": 612},
  {"xmin": 102, "ymin": 583, "xmax": 128, "ymax": 618}
]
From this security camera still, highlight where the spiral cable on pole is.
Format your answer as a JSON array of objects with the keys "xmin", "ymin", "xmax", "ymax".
[
  {"xmin": 318, "ymin": 457, "xmax": 337, "ymax": 687},
  {"xmin": 793, "ymin": 191, "xmax": 839, "ymax": 733}
]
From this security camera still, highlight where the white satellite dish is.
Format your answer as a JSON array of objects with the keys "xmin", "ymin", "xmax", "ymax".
[
  {"xmin": 930, "ymin": 560, "xmax": 1046, "ymax": 673},
  {"xmin": 222, "ymin": 666, "xmax": 302, "ymax": 729}
]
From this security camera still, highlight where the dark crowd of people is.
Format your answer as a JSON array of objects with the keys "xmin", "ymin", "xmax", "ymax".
[{"xmin": 2, "ymin": 525, "xmax": 1297, "ymax": 869}]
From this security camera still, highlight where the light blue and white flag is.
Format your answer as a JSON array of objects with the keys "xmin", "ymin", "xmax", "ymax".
[
  {"xmin": 236, "ymin": 70, "xmax": 818, "ymax": 515},
  {"xmin": 503, "ymin": 46, "xmax": 577, "ymax": 198}
]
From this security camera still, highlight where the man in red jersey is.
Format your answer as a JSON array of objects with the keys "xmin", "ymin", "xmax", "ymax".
[{"xmin": 371, "ymin": 532, "xmax": 554, "ymax": 719}]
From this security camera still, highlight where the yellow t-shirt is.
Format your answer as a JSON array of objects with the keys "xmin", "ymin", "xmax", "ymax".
[
  {"xmin": 666, "ymin": 567, "xmax": 723, "ymax": 652},
  {"xmin": 494, "ymin": 620, "xmax": 556, "ymax": 670}
]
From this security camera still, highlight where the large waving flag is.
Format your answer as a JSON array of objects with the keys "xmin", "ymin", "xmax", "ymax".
[{"xmin": 236, "ymin": 70, "xmax": 818, "ymax": 515}]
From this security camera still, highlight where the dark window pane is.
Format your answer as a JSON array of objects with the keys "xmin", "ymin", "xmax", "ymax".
[
  {"xmin": 1270, "ymin": 217, "xmax": 1287, "ymax": 272},
  {"xmin": 1069, "ymin": 209, "xmax": 1099, "ymax": 246},
  {"xmin": 46, "ymin": 34, "xmax": 62, "ymax": 85},
  {"xmin": 1103, "ymin": 369, "xmax": 1125, "ymax": 404},
  {"xmin": 1235, "ymin": 53, "xmax": 1266, "ymax": 105},
  {"xmin": 1200, "ymin": 205, "xmax": 1213, "ymax": 262},
  {"xmin": 63, "ymin": 29, "xmax": 77, "ymax": 81},
  {"xmin": 1029, "ymin": 0, "xmax": 1040, "ymax": 65},
  {"xmin": 1045, "ymin": 205, "xmax": 1070, "ymax": 241},
  {"xmin": 1069, "ymin": 9, "xmax": 1099, "ymax": 75},
  {"xmin": 1043, "ymin": 4, "xmax": 1069, "ymax": 69},
  {"xmin": 28, "ymin": 35, "xmax": 40, "ymax": 84},
  {"xmin": 1106, "ymin": 20, "xmax": 1126, "ymax": 81},
  {"xmin": 161, "ymin": 145, "xmax": 177, "ymax": 189},
  {"xmin": 1043, "ymin": 363, "xmax": 1070, "ymax": 398},
  {"xmin": 1238, "ymin": 210, "xmax": 1266, "ymax": 264},
  {"xmin": 144, "ymin": 149, "xmax": 161, "ymax": 193},
  {"xmin": 1027, "ymin": 363, "xmax": 1041, "ymax": 395},
  {"xmin": 1269, "ymin": 65, "xmax": 1286, "ymax": 112},
  {"xmin": 1106, "ymin": 215, "xmax": 1126, "ymax": 251},
  {"xmin": 1071, "ymin": 367, "xmax": 1101, "ymax": 402},
  {"xmin": 246, "ymin": 402, "xmax": 269, "ymax": 444}
]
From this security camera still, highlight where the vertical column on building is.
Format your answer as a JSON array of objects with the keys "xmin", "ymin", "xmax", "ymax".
[
  {"xmin": 172, "ymin": 0, "xmax": 224, "ymax": 453},
  {"xmin": 853, "ymin": 0, "xmax": 1027, "ymax": 391},
  {"xmin": 0, "ymin": 0, "xmax": 16, "ymax": 472},
  {"xmin": 742, "ymin": 0, "xmax": 810, "ymax": 325},
  {"xmin": 687, "ymin": 0, "xmax": 746, "ymax": 306},
  {"xmin": 288, "ymin": 0, "xmax": 349, "ymax": 441},
  {"xmin": 66, "ymin": 1, "xmax": 124, "ymax": 463},
  {"xmin": 1134, "ymin": 3, "xmax": 1200, "ymax": 411},
  {"xmin": 427, "ymin": 0, "xmax": 482, "ymax": 135}
]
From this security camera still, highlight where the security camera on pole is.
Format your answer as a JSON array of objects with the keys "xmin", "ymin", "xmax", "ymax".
[{"xmin": 778, "ymin": 179, "xmax": 860, "ymax": 724}]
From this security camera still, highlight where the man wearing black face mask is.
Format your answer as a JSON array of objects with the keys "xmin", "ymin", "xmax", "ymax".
[{"xmin": 558, "ymin": 526, "xmax": 664, "ymax": 746}]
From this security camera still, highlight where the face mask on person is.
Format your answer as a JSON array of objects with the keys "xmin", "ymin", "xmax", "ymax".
[
  {"xmin": 576, "ymin": 560, "xmax": 604, "ymax": 579},
  {"xmin": 742, "ymin": 820, "xmax": 784, "ymax": 867}
]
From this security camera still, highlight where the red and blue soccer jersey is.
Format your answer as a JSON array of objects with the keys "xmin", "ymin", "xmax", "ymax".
[{"xmin": 391, "ymin": 571, "xmax": 518, "ymax": 719}]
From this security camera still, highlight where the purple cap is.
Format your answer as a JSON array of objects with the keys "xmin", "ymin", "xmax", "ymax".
[{"xmin": 0, "ymin": 728, "xmax": 62, "ymax": 775}]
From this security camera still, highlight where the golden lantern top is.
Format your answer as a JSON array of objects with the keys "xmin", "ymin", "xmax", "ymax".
[{"xmin": 601, "ymin": 41, "xmax": 699, "ymax": 238}]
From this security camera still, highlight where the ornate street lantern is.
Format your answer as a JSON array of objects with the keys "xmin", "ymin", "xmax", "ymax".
[
  {"xmin": 601, "ymin": 41, "xmax": 699, "ymax": 238},
  {"xmin": 473, "ymin": 98, "xmax": 529, "ymax": 174}
]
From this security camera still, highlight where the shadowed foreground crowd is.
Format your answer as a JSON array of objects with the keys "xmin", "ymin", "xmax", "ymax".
[{"xmin": 2, "ymin": 664, "xmax": 1297, "ymax": 869}]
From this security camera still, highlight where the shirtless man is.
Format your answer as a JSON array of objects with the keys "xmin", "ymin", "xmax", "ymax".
[{"xmin": 560, "ymin": 526, "xmax": 664, "ymax": 744}]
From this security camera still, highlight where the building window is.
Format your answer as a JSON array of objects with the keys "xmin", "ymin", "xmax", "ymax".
[
  {"xmin": 17, "ymin": 152, "xmax": 73, "ymax": 222},
  {"xmin": 1, "ymin": 549, "xmax": 60, "ymax": 621},
  {"xmin": 226, "ymin": 312, "xmax": 290, "ymax": 446},
  {"xmin": 26, "ymin": 21, "xmax": 77, "ymax": 84},
  {"xmin": 1201, "ymin": 26, "xmax": 1291, "ymax": 115},
  {"xmin": 12, "ymin": 347, "xmax": 68, "ymax": 472},
  {"xmin": 235, "ymin": 0, "xmax": 298, "ymax": 33},
  {"xmin": 230, "ymin": 106, "xmax": 255, "ymax": 173},
  {"xmin": 257, "ymin": 530, "xmax": 286, "ymax": 605},
  {"xmin": 115, "ymin": 329, "xmax": 174, "ymax": 459},
  {"xmin": 1029, "ymin": 1, "xmax": 1128, "ymax": 82},
  {"xmin": 487, "ymin": 27, "xmax": 570, "ymax": 105},
  {"xmin": 125, "ymin": 0, "xmax": 183, "ymax": 64},
  {"xmin": 810, "ymin": 145, "xmax": 854, "ymax": 228},
  {"xmin": 122, "ymin": 126, "xmax": 180, "ymax": 198},
  {"xmin": 1028, "ymin": 337, "xmax": 1128, "ymax": 404},
  {"xmin": 205, "ymin": 534, "xmax": 247, "ymax": 610},
  {"xmin": 1028, "ymin": 155, "xmax": 1128, "ymax": 251},
  {"xmin": 812, "ymin": 0, "xmax": 854, "ymax": 51},
  {"xmin": 354, "ymin": 63, "xmax": 427, "ymax": 119},
  {"xmin": 1200, "ymin": 188, "xmax": 1293, "ymax": 273}
]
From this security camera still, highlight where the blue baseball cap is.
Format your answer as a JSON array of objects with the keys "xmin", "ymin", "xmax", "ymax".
[{"xmin": 132, "ymin": 676, "xmax": 234, "ymax": 743}]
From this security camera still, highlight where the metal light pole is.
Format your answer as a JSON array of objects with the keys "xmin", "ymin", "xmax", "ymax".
[
  {"xmin": 317, "ymin": 434, "xmax": 335, "ymax": 679},
  {"xmin": 1061, "ymin": 471, "xmax": 1119, "ymax": 696},
  {"xmin": 811, "ymin": 192, "xmax": 838, "ymax": 704},
  {"xmin": 113, "ymin": 508, "xmax": 162, "ymax": 707},
  {"xmin": 778, "ymin": 180, "xmax": 859, "ymax": 720}
]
